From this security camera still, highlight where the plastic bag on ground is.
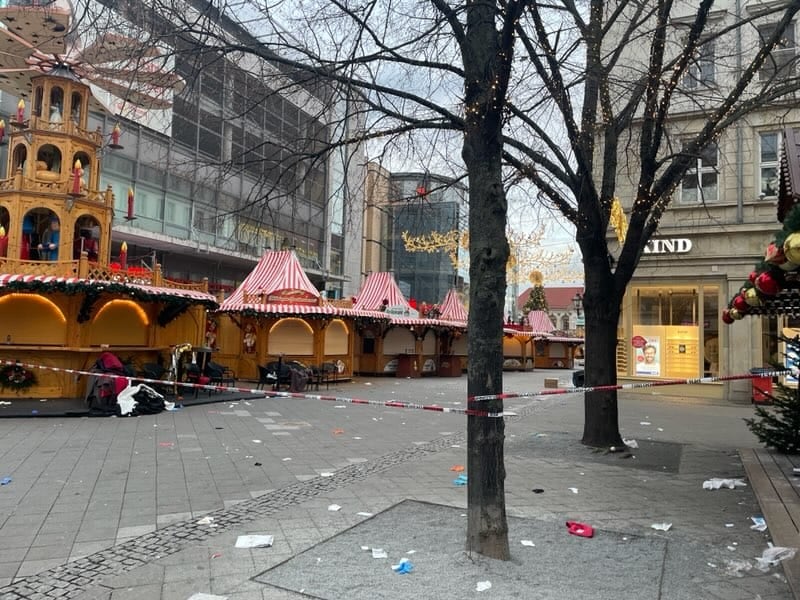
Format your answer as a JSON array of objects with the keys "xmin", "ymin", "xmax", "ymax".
[
  {"xmin": 755, "ymin": 544, "xmax": 797, "ymax": 572},
  {"xmin": 702, "ymin": 478, "xmax": 747, "ymax": 490}
]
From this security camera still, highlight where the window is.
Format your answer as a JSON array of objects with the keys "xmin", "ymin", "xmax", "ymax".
[
  {"xmin": 684, "ymin": 40, "xmax": 715, "ymax": 88},
  {"xmin": 759, "ymin": 23, "xmax": 796, "ymax": 81},
  {"xmin": 680, "ymin": 142, "xmax": 718, "ymax": 203},
  {"xmin": 759, "ymin": 132, "xmax": 780, "ymax": 198}
]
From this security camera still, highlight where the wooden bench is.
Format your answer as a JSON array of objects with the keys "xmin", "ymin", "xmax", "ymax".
[{"xmin": 740, "ymin": 447, "xmax": 800, "ymax": 598}]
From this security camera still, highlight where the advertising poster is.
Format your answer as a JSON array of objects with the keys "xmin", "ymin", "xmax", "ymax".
[{"xmin": 633, "ymin": 335, "xmax": 661, "ymax": 376}]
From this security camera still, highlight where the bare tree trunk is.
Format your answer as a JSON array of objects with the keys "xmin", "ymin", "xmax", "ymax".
[
  {"xmin": 581, "ymin": 265, "xmax": 625, "ymax": 448},
  {"xmin": 462, "ymin": 2, "xmax": 511, "ymax": 560}
]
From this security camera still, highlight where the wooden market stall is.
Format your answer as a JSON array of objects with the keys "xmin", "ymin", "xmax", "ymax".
[
  {"xmin": 0, "ymin": 66, "xmax": 217, "ymax": 400},
  {"xmin": 214, "ymin": 250, "xmax": 386, "ymax": 381},
  {"xmin": 503, "ymin": 310, "xmax": 583, "ymax": 370},
  {"xmin": 351, "ymin": 272, "xmax": 467, "ymax": 377}
]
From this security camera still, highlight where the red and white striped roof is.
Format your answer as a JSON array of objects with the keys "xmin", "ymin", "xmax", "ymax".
[
  {"xmin": 353, "ymin": 272, "xmax": 409, "ymax": 311},
  {"xmin": 526, "ymin": 310, "xmax": 556, "ymax": 334},
  {"xmin": 438, "ymin": 289, "xmax": 468, "ymax": 322},
  {"xmin": 219, "ymin": 250, "xmax": 320, "ymax": 312},
  {"xmin": 0, "ymin": 274, "xmax": 217, "ymax": 303}
]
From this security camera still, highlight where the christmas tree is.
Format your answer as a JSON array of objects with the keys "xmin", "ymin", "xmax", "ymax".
[
  {"xmin": 745, "ymin": 336, "xmax": 800, "ymax": 453},
  {"xmin": 522, "ymin": 270, "xmax": 548, "ymax": 317}
]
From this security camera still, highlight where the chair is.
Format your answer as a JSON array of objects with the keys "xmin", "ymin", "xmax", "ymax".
[
  {"xmin": 138, "ymin": 363, "xmax": 170, "ymax": 396},
  {"xmin": 262, "ymin": 361, "xmax": 292, "ymax": 390},
  {"xmin": 257, "ymin": 365, "xmax": 276, "ymax": 390},
  {"xmin": 205, "ymin": 361, "xmax": 236, "ymax": 391},
  {"xmin": 185, "ymin": 363, "xmax": 210, "ymax": 398},
  {"xmin": 321, "ymin": 362, "xmax": 339, "ymax": 390}
]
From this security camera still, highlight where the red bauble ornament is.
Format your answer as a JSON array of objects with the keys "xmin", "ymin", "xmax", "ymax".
[
  {"xmin": 722, "ymin": 309, "xmax": 734, "ymax": 324},
  {"xmin": 732, "ymin": 294, "xmax": 749, "ymax": 312},
  {"xmin": 749, "ymin": 271, "xmax": 758, "ymax": 283},
  {"xmin": 755, "ymin": 272, "xmax": 781, "ymax": 296},
  {"xmin": 765, "ymin": 242, "xmax": 787, "ymax": 265}
]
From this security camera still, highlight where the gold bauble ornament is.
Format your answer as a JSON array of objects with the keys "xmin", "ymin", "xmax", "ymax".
[
  {"xmin": 729, "ymin": 307, "xmax": 744, "ymax": 320},
  {"xmin": 784, "ymin": 232, "xmax": 800, "ymax": 264},
  {"xmin": 744, "ymin": 287, "xmax": 761, "ymax": 307},
  {"xmin": 529, "ymin": 270, "xmax": 544, "ymax": 285}
]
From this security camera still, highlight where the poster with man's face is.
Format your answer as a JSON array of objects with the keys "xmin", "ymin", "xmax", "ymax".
[{"xmin": 636, "ymin": 337, "xmax": 661, "ymax": 376}]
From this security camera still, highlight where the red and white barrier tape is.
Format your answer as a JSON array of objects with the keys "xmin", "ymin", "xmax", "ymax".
[
  {"xmin": 469, "ymin": 369, "xmax": 790, "ymax": 401},
  {"xmin": 0, "ymin": 359, "xmax": 788, "ymax": 418}
]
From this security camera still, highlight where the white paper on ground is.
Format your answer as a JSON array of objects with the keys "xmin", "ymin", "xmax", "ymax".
[
  {"xmin": 651, "ymin": 523, "xmax": 672, "ymax": 531},
  {"xmin": 357, "ymin": 512, "xmax": 374, "ymax": 517},
  {"xmin": 187, "ymin": 594, "xmax": 229, "ymax": 600},
  {"xmin": 476, "ymin": 581, "xmax": 492, "ymax": 592},
  {"xmin": 521, "ymin": 540, "xmax": 536, "ymax": 546},
  {"xmin": 568, "ymin": 487, "xmax": 579, "ymax": 494},
  {"xmin": 328, "ymin": 504, "xmax": 342, "ymax": 511},
  {"xmin": 702, "ymin": 478, "xmax": 747, "ymax": 490},
  {"xmin": 235, "ymin": 535, "xmax": 274, "ymax": 549},
  {"xmin": 196, "ymin": 516, "xmax": 215, "ymax": 525},
  {"xmin": 623, "ymin": 439, "xmax": 639, "ymax": 449},
  {"xmin": 372, "ymin": 548, "xmax": 388, "ymax": 558}
]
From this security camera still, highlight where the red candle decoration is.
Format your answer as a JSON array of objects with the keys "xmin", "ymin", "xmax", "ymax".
[
  {"xmin": 126, "ymin": 188, "xmax": 134, "ymax": 219},
  {"xmin": 16, "ymin": 99, "xmax": 24, "ymax": 123},
  {"xmin": 71, "ymin": 159, "xmax": 82, "ymax": 195},
  {"xmin": 111, "ymin": 123, "xmax": 121, "ymax": 147},
  {"xmin": 119, "ymin": 241, "xmax": 128, "ymax": 270},
  {"xmin": 0, "ymin": 119, "xmax": 5, "ymax": 144},
  {"xmin": 0, "ymin": 225, "xmax": 7, "ymax": 258}
]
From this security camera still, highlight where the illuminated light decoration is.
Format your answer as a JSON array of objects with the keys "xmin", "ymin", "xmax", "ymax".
[
  {"xmin": 93, "ymin": 299, "xmax": 149, "ymax": 326},
  {"xmin": 744, "ymin": 288, "xmax": 762, "ymax": 307},
  {"xmin": 0, "ymin": 293, "xmax": 67, "ymax": 324},
  {"xmin": 268, "ymin": 317, "xmax": 314, "ymax": 336},
  {"xmin": 754, "ymin": 272, "xmax": 781, "ymax": 296},
  {"xmin": 70, "ymin": 159, "xmax": 83, "ymax": 196},
  {"xmin": 119, "ymin": 241, "xmax": 128, "ymax": 270},
  {"xmin": 109, "ymin": 123, "xmax": 123, "ymax": 149},
  {"xmin": 126, "ymin": 188, "xmax": 135, "ymax": 220},
  {"xmin": 609, "ymin": 197, "xmax": 628, "ymax": 243}
]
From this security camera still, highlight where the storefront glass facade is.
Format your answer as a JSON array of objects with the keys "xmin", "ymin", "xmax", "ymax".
[{"xmin": 622, "ymin": 284, "xmax": 719, "ymax": 379}]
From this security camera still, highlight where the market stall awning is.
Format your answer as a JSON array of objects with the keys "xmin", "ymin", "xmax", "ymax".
[
  {"xmin": 0, "ymin": 273, "xmax": 218, "ymax": 305},
  {"xmin": 526, "ymin": 310, "xmax": 556, "ymax": 334},
  {"xmin": 219, "ymin": 250, "xmax": 321, "ymax": 312},
  {"xmin": 438, "ymin": 288, "xmax": 468, "ymax": 323},
  {"xmin": 353, "ymin": 272, "xmax": 411, "ymax": 312}
]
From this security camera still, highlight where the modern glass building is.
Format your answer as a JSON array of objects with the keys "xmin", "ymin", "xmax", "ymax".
[{"xmin": 364, "ymin": 165, "xmax": 468, "ymax": 304}]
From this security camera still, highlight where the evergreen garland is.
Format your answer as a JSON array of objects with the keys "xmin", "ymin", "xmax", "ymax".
[{"xmin": 745, "ymin": 336, "xmax": 800, "ymax": 453}]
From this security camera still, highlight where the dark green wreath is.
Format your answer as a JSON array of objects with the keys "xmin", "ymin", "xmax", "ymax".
[{"xmin": 0, "ymin": 363, "xmax": 37, "ymax": 392}]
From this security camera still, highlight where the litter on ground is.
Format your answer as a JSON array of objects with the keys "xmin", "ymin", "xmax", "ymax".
[
  {"xmin": 234, "ymin": 535, "xmax": 274, "ymax": 549},
  {"xmin": 702, "ymin": 478, "xmax": 747, "ymax": 490}
]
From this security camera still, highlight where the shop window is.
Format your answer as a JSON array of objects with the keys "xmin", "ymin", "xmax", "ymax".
[
  {"xmin": 32, "ymin": 86, "xmax": 43, "ymax": 117},
  {"xmin": 759, "ymin": 132, "xmax": 780, "ymax": 198},
  {"xmin": 680, "ymin": 142, "xmax": 718, "ymax": 204}
]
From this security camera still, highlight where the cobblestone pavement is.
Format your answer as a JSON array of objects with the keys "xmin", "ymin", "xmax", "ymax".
[{"xmin": 0, "ymin": 371, "xmax": 787, "ymax": 599}]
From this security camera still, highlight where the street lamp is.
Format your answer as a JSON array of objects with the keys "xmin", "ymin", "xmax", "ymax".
[{"xmin": 572, "ymin": 292, "xmax": 583, "ymax": 317}]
